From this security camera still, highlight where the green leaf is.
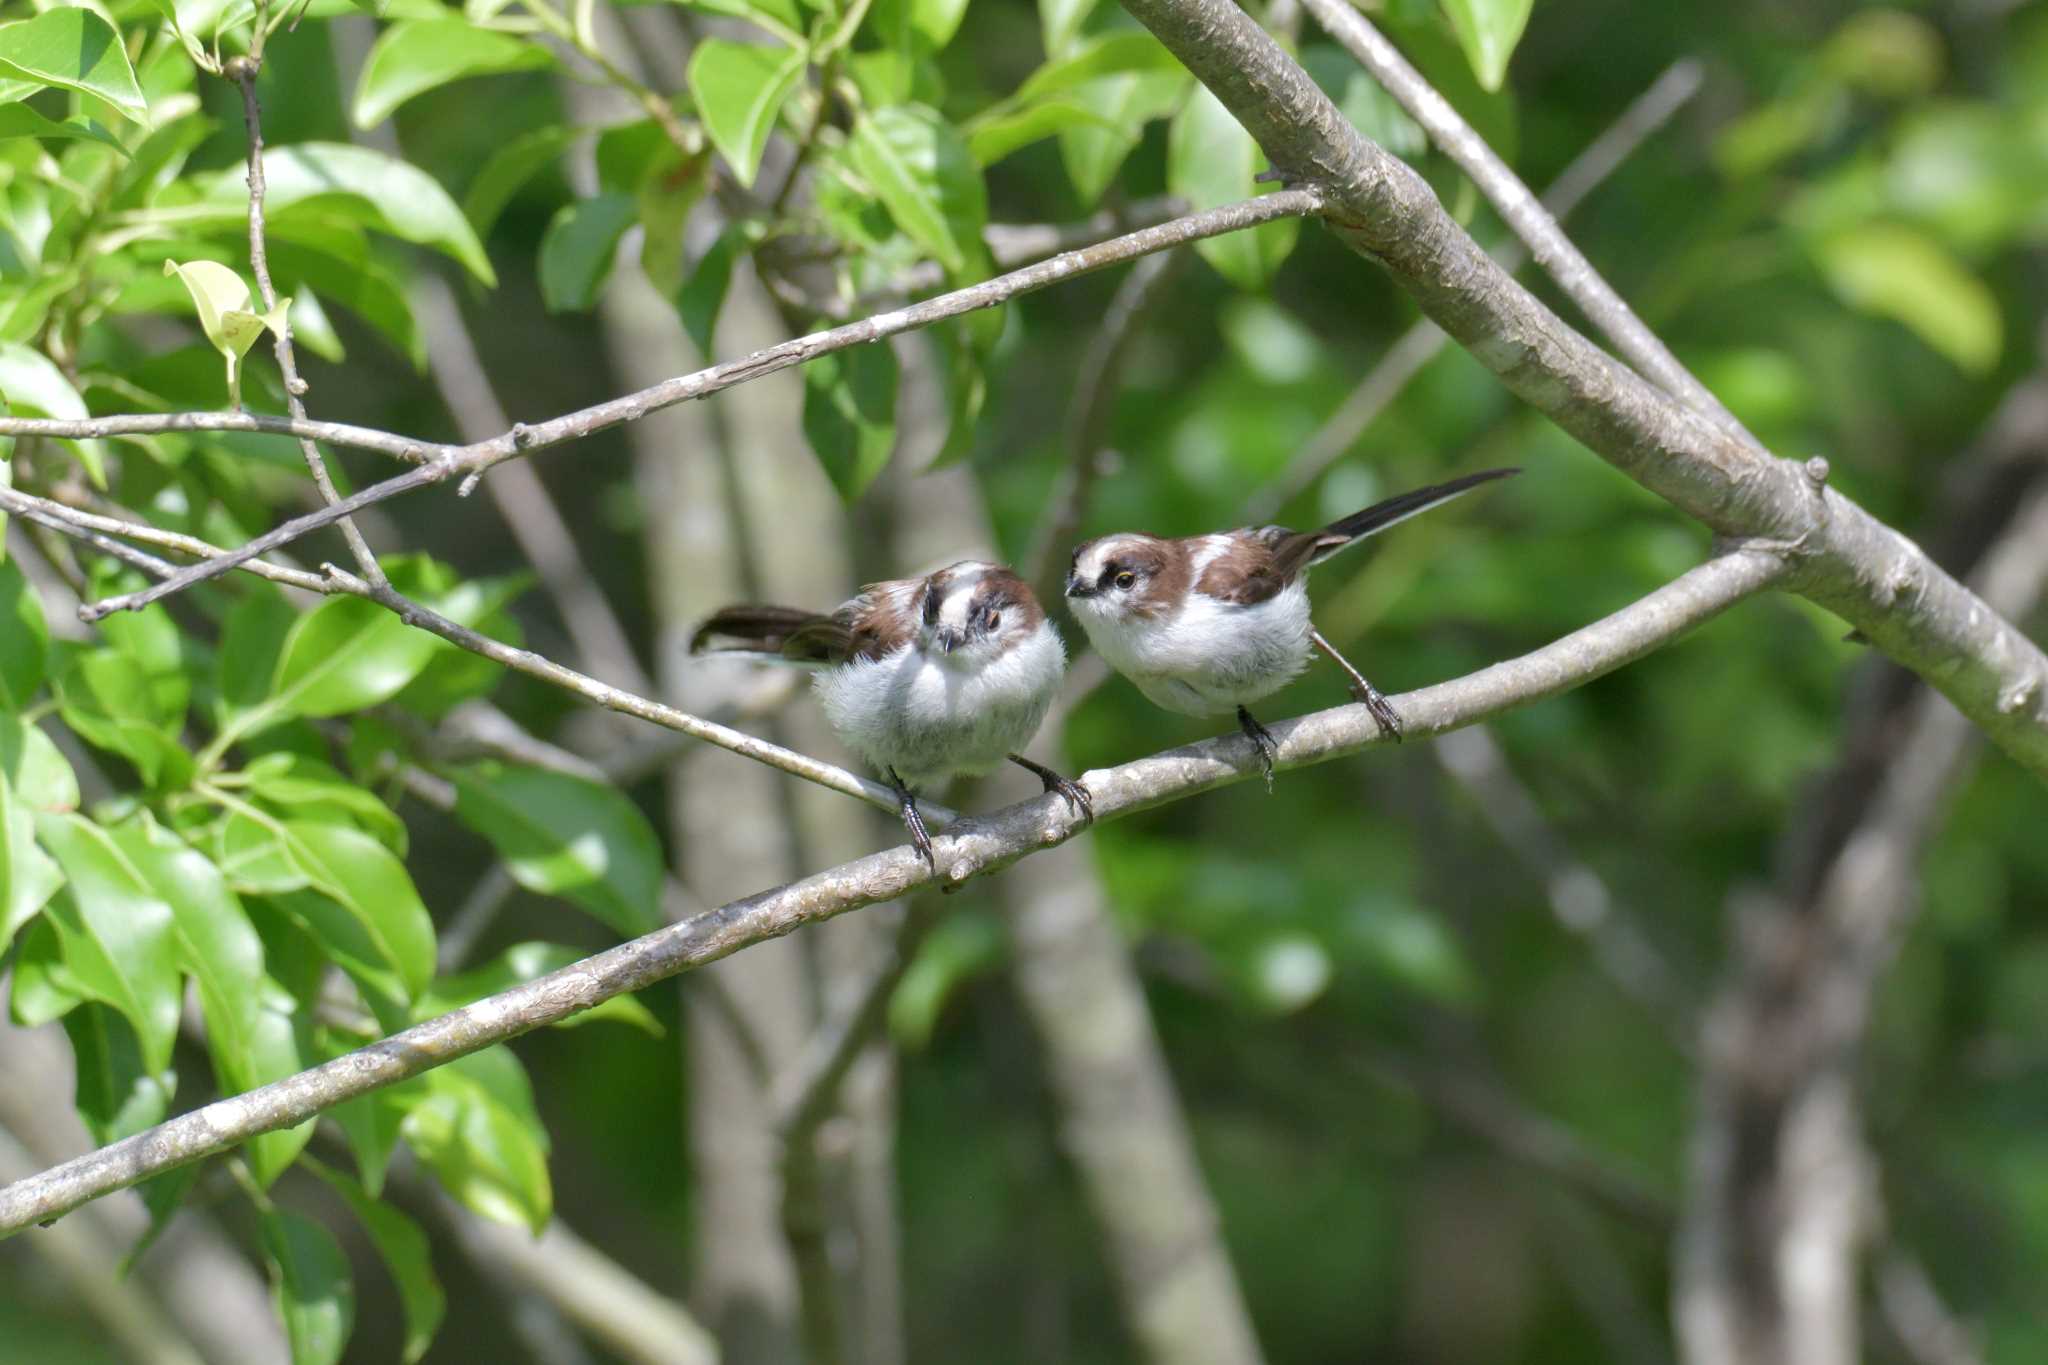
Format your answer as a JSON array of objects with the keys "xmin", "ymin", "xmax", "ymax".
[
  {"xmin": 402, "ymin": 1047, "xmax": 552, "ymax": 1233},
  {"xmin": 1439, "ymin": 0, "xmax": 1534, "ymax": 91},
  {"xmin": 112, "ymin": 813, "xmax": 310, "ymax": 1183},
  {"xmin": 218, "ymin": 588, "xmax": 299, "ymax": 717},
  {"xmin": 1055, "ymin": 65, "xmax": 1189, "ymax": 205},
  {"xmin": 538, "ymin": 194, "xmax": 638, "ymax": 313},
  {"xmin": 310, "ymin": 1163, "xmax": 445, "ymax": 1364},
  {"xmin": 279, "ymin": 820, "xmax": 436, "ymax": 1003},
  {"xmin": 53, "ymin": 648, "xmax": 191, "ymax": 789},
  {"xmin": 1167, "ymin": 84, "xmax": 1301, "ymax": 290},
  {"xmin": 913, "ymin": 0, "xmax": 970, "ymax": 48},
  {"xmin": 924, "ymin": 321, "xmax": 986, "ymax": 469},
  {"xmin": 0, "ymin": 104, "xmax": 125, "ymax": 154},
  {"xmin": 1301, "ymin": 43, "xmax": 1428, "ymax": 158},
  {"xmin": 63, "ymin": 1003, "xmax": 175, "ymax": 1144},
  {"xmin": 353, "ymin": 18, "xmax": 552, "ymax": 128},
  {"xmin": 967, "ymin": 99, "xmax": 1118, "ymax": 166},
  {"xmin": 687, "ymin": 37, "xmax": 806, "ymax": 189},
  {"xmin": 449, "ymin": 763, "xmax": 663, "ymax": 936},
  {"xmin": 462, "ymin": 124, "xmax": 579, "ymax": 241},
  {"xmin": 260, "ymin": 1208, "xmax": 355, "ymax": 1365},
  {"xmin": 9, "ymin": 915, "xmax": 83, "ymax": 1027},
  {"xmin": 0, "ymin": 557, "xmax": 46, "ymax": 709},
  {"xmin": 269, "ymin": 595, "xmax": 447, "ymax": 719},
  {"xmin": 1011, "ymin": 29, "xmax": 1184, "ymax": 104},
  {"xmin": 90, "ymin": 568, "xmax": 189, "ymax": 723},
  {"xmin": 1817, "ymin": 223, "xmax": 2003, "ymax": 373},
  {"xmin": 421, "ymin": 942, "xmax": 664, "ymax": 1035},
  {"xmin": 245, "ymin": 753, "xmax": 408, "ymax": 855},
  {"xmin": 213, "ymin": 809, "xmax": 309, "ymax": 894},
  {"xmin": 162, "ymin": 257, "xmax": 292, "ymax": 408},
  {"xmin": 850, "ymin": 105, "xmax": 989, "ymax": 277},
  {"xmin": 803, "ymin": 344, "xmax": 899, "ymax": 501},
  {"xmin": 0, "ymin": 8, "xmax": 147, "ymax": 118},
  {"xmin": 672, "ymin": 0, "xmax": 805, "ymax": 44},
  {"xmin": 0, "ymin": 713, "xmax": 80, "ymax": 812},
  {"xmin": 151, "ymin": 0, "xmax": 252, "ymax": 75},
  {"xmin": 1, "ymin": 768, "xmax": 63, "ymax": 959},
  {"xmin": 0, "ymin": 342, "xmax": 107, "ymax": 486},
  {"xmin": 191, "ymin": 144, "xmax": 495, "ymax": 286},
  {"xmin": 33, "ymin": 814, "xmax": 183, "ymax": 1074},
  {"xmin": 676, "ymin": 222, "xmax": 748, "ymax": 356},
  {"xmin": 1038, "ymin": 0, "xmax": 1101, "ymax": 58},
  {"xmin": 332, "ymin": 1083, "xmax": 410, "ymax": 1197}
]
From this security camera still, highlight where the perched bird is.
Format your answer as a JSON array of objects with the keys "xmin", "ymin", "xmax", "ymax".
[
  {"xmin": 691, "ymin": 560, "xmax": 1091, "ymax": 870},
  {"xmin": 1063, "ymin": 468, "xmax": 1518, "ymax": 785}
]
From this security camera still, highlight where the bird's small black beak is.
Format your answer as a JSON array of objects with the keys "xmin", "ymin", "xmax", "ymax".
[
  {"xmin": 935, "ymin": 627, "xmax": 964, "ymax": 654},
  {"xmin": 1064, "ymin": 574, "xmax": 1095, "ymax": 600}
]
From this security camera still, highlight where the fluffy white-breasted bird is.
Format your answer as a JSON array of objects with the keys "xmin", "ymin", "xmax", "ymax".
[
  {"xmin": 1064, "ymin": 469, "xmax": 1518, "ymax": 784},
  {"xmin": 691, "ymin": 560, "xmax": 1089, "ymax": 868}
]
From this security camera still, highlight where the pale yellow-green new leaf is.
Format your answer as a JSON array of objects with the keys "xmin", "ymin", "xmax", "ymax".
[{"xmin": 163, "ymin": 260, "xmax": 292, "ymax": 409}]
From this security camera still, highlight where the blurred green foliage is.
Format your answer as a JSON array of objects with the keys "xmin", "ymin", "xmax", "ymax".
[{"xmin": 0, "ymin": 0, "xmax": 2045, "ymax": 1361}]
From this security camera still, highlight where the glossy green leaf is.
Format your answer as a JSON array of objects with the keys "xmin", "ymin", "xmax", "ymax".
[
  {"xmin": 687, "ymin": 37, "xmax": 806, "ymax": 189},
  {"xmin": 0, "ymin": 104, "xmax": 125, "ymax": 154},
  {"xmin": 218, "ymin": 589, "xmax": 299, "ymax": 717},
  {"xmin": 213, "ymin": 809, "xmax": 310, "ymax": 894},
  {"xmin": 311, "ymin": 1162, "xmax": 445, "ymax": 1364},
  {"xmin": 151, "ymin": 0, "xmax": 252, "ymax": 74},
  {"xmin": 1440, "ymin": 0, "xmax": 1534, "ymax": 91},
  {"xmin": 803, "ymin": 344, "xmax": 899, "ymax": 502},
  {"xmin": 353, "ymin": 19, "xmax": 552, "ymax": 128},
  {"xmin": 162, "ymin": 255, "xmax": 292, "ymax": 406},
  {"xmin": 112, "ymin": 813, "xmax": 311, "ymax": 1183},
  {"xmin": 1818, "ymin": 223, "xmax": 2002, "ymax": 372},
  {"xmin": 9, "ymin": 914, "xmax": 82, "ymax": 1026},
  {"xmin": 63, "ymin": 1002, "xmax": 174, "ymax": 1144},
  {"xmin": 671, "ymin": 0, "xmax": 805, "ymax": 45},
  {"xmin": 1168, "ymin": 85, "xmax": 1301, "ymax": 290},
  {"xmin": 0, "ymin": 9, "xmax": 147, "ymax": 117},
  {"xmin": 33, "ymin": 814, "xmax": 183, "ymax": 1074},
  {"xmin": 538, "ymin": 194, "xmax": 638, "ymax": 313},
  {"xmin": 1038, "ymin": 0, "xmax": 1102, "ymax": 58},
  {"xmin": 280, "ymin": 820, "xmax": 436, "ymax": 1002},
  {"xmin": 1011, "ymin": 29, "xmax": 1184, "ymax": 104},
  {"xmin": 421, "ymin": 942, "xmax": 663, "ymax": 1034},
  {"xmin": 0, "ymin": 557, "xmax": 45, "ymax": 709},
  {"xmin": 401, "ymin": 1047, "xmax": 552, "ymax": 1233},
  {"xmin": 0, "ymin": 343, "xmax": 107, "ymax": 486},
  {"xmin": 191, "ymin": 144, "xmax": 495, "ymax": 285},
  {"xmin": 53, "ymin": 648, "xmax": 190, "ymax": 789},
  {"xmin": 462, "ymin": 124, "xmax": 579, "ymax": 241},
  {"xmin": 244, "ymin": 753, "xmax": 408, "ymax": 855},
  {"xmin": 450, "ymin": 763, "xmax": 663, "ymax": 935},
  {"xmin": 1056, "ymin": 65, "xmax": 1189, "ymax": 206},
  {"xmin": 850, "ymin": 105, "xmax": 988, "ymax": 277},
  {"xmin": 269, "ymin": 596, "xmax": 447, "ymax": 719},
  {"xmin": 0, "ymin": 714, "xmax": 79, "ymax": 812},
  {"xmin": 676, "ymin": 222, "xmax": 748, "ymax": 356},
  {"xmin": 913, "ymin": 0, "xmax": 970, "ymax": 48},
  {"xmin": 90, "ymin": 568, "xmax": 188, "ymax": 724},
  {"xmin": 967, "ymin": 99, "xmax": 1117, "ymax": 166},
  {"xmin": 260, "ymin": 1208, "xmax": 355, "ymax": 1365},
  {"xmin": 1, "ymin": 768, "xmax": 63, "ymax": 957}
]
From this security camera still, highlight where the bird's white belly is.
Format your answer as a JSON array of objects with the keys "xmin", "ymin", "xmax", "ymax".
[
  {"xmin": 1095, "ymin": 585, "xmax": 1313, "ymax": 717},
  {"xmin": 813, "ymin": 629, "xmax": 1062, "ymax": 790}
]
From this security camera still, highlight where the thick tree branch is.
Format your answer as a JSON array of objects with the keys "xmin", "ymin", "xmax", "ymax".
[
  {"xmin": 1298, "ymin": 1, "xmax": 1749, "ymax": 443},
  {"xmin": 34, "ymin": 192, "xmax": 1318, "ymax": 620},
  {"xmin": 1117, "ymin": 0, "xmax": 2048, "ymax": 779},
  {"xmin": 0, "ymin": 546, "xmax": 1785, "ymax": 1237},
  {"xmin": 1253, "ymin": 57, "xmax": 1703, "ymax": 519}
]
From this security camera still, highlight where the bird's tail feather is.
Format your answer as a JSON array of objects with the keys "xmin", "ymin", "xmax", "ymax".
[
  {"xmin": 1305, "ymin": 467, "xmax": 1519, "ymax": 568},
  {"xmin": 690, "ymin": 606, "xmax": 853, "ymax": 666}
]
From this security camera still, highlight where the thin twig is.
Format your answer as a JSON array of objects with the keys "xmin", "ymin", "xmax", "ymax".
[
  {"xmin": 227, "ymin": 55, "xmax": 387, "ymax": 590},
  {"xmin": 56, "ymin": 191, "xmax": 1322, "ymax": 621},
  {"xmin": 771, "ymin": 905, "xmax": 937, "ymax": 1137},
  {"xmin": 0, "ymin": 546, "xmax": 1788, "ymax": 1236},
  {"xmin": 1253, "ymin": 56, "xmax": 1704, "ymax": 519},
  {"xmin": 1298, "ymin": 2, "xmax": 1748, "ymax": 444}
]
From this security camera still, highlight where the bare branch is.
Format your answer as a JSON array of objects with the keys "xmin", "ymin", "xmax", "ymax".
[
  {"xmin": 771, "ymin": 906, "xmax": 935, "ymax": 1138},
  {"xmin": 0, "ymin": 545, "xmax": 1786, "ymax": 1236},
  {"xmin": 1117, "ymin": 0, "xmax": 2048, "ymax": 779},
  {"xmin": 1253, "ymin": 57, "xmax": 1704, "ymax": 519},
  {"xmin": 228, "ymin": 54, "xmax": 386, "ymax": 589},
  {"xmin": 1300, "ymin": 2, "xmax": 1747, "ymax": 443},
  {"xmin": 53, "ymin": 191, "xmax": 1320, "ymax": 620}
]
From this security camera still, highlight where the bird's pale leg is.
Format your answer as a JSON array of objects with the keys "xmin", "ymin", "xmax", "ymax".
[
  {"xmin": 1007, "ymin": 754, "xmax": 1095, "ymax": 826},
  {"xmin": 1235, "ymin": 706, "xmax": 1280, "ymax": 791},
  {"xmin": 888, "ymin": 768, "xmax": 937, "ymax": 873},
  {"xmin": 1309, "ymin": 626, "xmax": 1403, "ymax": 741}
]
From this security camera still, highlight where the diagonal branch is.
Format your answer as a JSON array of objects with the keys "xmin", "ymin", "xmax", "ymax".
[
  {"xmin": 1299, "ymin": 1, "xmax": 1750, "ymax": 443},
  {"xmin": 1117, "ymin": 0, "xmax": 2048, "ymax": 780},
  {"xmin": 0, "ymin": 546, "xmax": 1787, "ymax": 1237},
  {"xmin": 228, "ymin": 54, "xmax": 387, "ymax": 591},
  {"xmin": 22, "ymin": 192, "xmax": 1320, "ymax": 621}
]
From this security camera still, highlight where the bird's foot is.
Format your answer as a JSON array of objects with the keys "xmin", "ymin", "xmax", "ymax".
[
  {"xmin": 889, "ymin": 769, "xmax": 938, "ymax": 876},
  {"xmin": 1237, "ymin": 707, "xmax": 1279, "ymax": 792},
  {"xmin": 1349, "ymin": 679, "xmax": 1404, "ymax": 742},
  {"xmin": 1008, "ymin": 754, "xmax": 1095, "ymax": 827}
]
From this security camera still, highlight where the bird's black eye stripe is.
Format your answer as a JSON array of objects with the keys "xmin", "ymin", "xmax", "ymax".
[{"xmin": 921, "ymin": 587, "xmax": 940, "ymax": 627}]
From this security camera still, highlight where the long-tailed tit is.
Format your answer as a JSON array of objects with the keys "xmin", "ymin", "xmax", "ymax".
[
  {"xmin": 692, "ymin": 560, "xmax": 1092, "ymax": 869},
  {"xmin": 1063, "ymin": 469, "xmax": 1519, "ymax": 785}
]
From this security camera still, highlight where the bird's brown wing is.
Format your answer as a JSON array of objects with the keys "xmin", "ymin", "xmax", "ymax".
[
  {"xmin": 691, "ymin": 605, "xmax": 855, "ymax": 664},
  {"xmin": 1193, "ymin": 530, "xmax": 1294, "ymax": 606}
]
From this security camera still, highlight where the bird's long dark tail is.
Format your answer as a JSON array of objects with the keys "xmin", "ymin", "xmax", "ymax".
[
  {"xmin": 1304, "ymin": 467, "xmax": 1520, "ymax": 569},
  {"xmin": 690, "ymin": 605, "xmax": 853, "ymax": 666}
]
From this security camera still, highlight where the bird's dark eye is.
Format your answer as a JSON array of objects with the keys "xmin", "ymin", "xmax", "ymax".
[
  {"xmin": 1114, "ymin": 571, "xmax": 1136, "ymax": 590},
  {"xmin": 985, "ymin": 611, "xmax": 1001, "ymax": 631}
]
